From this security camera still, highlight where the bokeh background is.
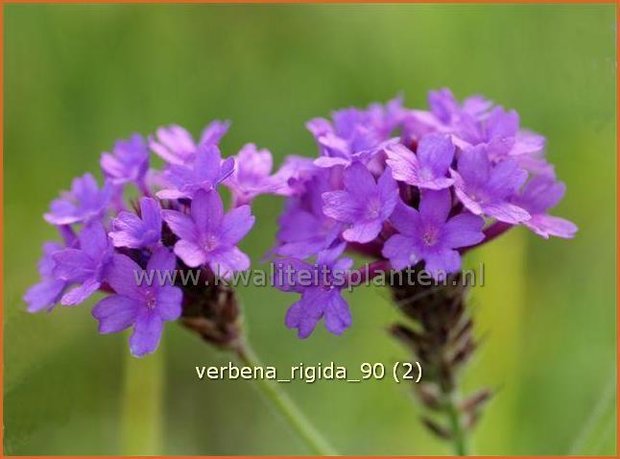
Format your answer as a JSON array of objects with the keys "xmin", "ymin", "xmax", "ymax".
[{"xmin": 4, "ymin": 4, "xmax": 616, "ymax": 456}]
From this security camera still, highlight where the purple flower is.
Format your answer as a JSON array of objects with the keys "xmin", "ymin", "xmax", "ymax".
[
  {"xmin": 162, "ymin": 190, "xmax": 254, "ymax": 277},
  {"xmin": 157, "ymin": 144, "xmax": 234, "ymax": 200},
  {"xmin": 385, "ymin": 133, "xmax": 455, "ymax": 190},
  {"xmin": 382, "ymin": 190, "xmax": 485, "ymax": 278},
  {"xmin": 24, "ymin": 242, "xmax": 69, "ymax": 312},
  {"xmin": 149, "ymin": 120, "xmax": 230, "ymax": 166},
  {"xmin": 451, "ymin": 145, "xmax": 530, "ymax": 224},
  {"xmin": 274, "ymin": 169, "xmax": 343, "ymax": 258},
  {"xmin": 52, "ymin": 221, "xmax": 114, "ymax": 305},
  {"xmin": 512, "ymin": 175, "xmax": 577, "ymax": 239},
  {"xmin": 429, "ymin": 88, "xmax": 493, "ymax": 124},
  {"xmin": 109, "ymin": 197, "xmax": 162, "ymax": 249},
  {"xmin": 274, "ymin": 244, "xmax": 352, "ymax": 338},
  {"xmin": 92, "ymin": 247, "xmax": 182, "ymax": 357},
  {"xmin": 270, "ymin": 155, "xmax": 318, "ymax": 197},
  {"xmin": 407, "ymin": 89, "xmax": 549, "ymax": 173},
  {"xmin": 322, "ymin": 162, "xmax": 398, "ymax": 243},
  {"xmin": 308, "ymin": 97, "xmax": 405, "ymax": 168},
  {"xmin": 100, "ymin": 134, "xmax": 149, "ymax": 186},
  {"xmin": 224, "ymin": 143, "xmax": 277, "ymax": 205},
  {"xmin": 44, "ymin": 173, "xmax": 114, "ymax": 225},
  {"xmin": 406, "ymin": 88, "xmax": 492, "ymax": 136}
]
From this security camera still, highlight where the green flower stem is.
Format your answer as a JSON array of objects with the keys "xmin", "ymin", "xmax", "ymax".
[
  {"xmin": 121, "ymin": 347, "xmax": 163, "ymax": 455},
  {"xmin": 234, "ymin": 341, "xmax": 337, "ymax": 456},
  {"xmin": 444, "ymin": 392, "xmax": 468, "ymax": 456}
]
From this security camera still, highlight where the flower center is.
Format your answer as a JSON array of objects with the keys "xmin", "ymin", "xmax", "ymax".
[
  {"xmin": 364, "ymin": 197, "xmax": 381, "ymax": 220},
  {"xmin": 422, "ymin": 228, "xmax": 439, "ymax": 246},
  {"xmin": 419, "ymin": 167, "xmax": 434, "ymax": 181},
  {"xmin": 203, "ymin": 234, "xmax": 219, "ymax": 252},
  {"xmin": 145, "ymin": 291, "xmax": 157, "ymax": 310}
]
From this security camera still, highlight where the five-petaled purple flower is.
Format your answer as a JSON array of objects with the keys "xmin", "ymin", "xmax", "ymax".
[
  {"xmin": 308, "ymin": 97, "xmax": 405, "ymax": 168},
  {"xmin": 24, "ymin": 241, "xmax": 69, "ymax": 313},
  {"xmin": 323, "ymin": 162, "xmax": 398, "ymax": 243},
  {"xmin": 274, "ymin": 170, "xmax": 343, "ymax": 258},
  {"xmin": 100, "ymin": 134, "xmax": 149, "ymax": 187},
  {"xmin": 157, "ymin": 144, "xmax": 234, "ymax": 200},
  {"xmin": 386, "ymin": 133, "xmax": 455, "ymax": 190},
  {"xmin": 224, "ymin": 143, "xmax": 281, "ymax": 206},
  {"xmin": 44, "ymin": 173, "xmax": 113, "ymax": 225},
  {"xmin": 109, "ymin": 197, "xmax": 162, "ymax": 249},
  {"xmin": 52, "ymin": 221, "xmax": 114, "ymax": 305},
  {"xmin": 149, "ymin": 120, "xmax": 230, "ymax": 166},
  {"xmin": 382, "ymin": 190, "xmax": 485, "ymax": 278},
  {"xmin": 92, "ymin": 247, "xmax": 182, "ymax": 357},
  {"xmin": 274, "ymin": 244, "xmax": 352, "ymax": 338},
  {"xmin": 512, "ymin": 174, "xmax": 577, "ymax": 239},
  {"xmin": 162, "ymin": 190, "xmax": 255, "ymax": 278},
  {"xmin": 451, "ymin": 145, "xmax": 530, "ymax": 224}
]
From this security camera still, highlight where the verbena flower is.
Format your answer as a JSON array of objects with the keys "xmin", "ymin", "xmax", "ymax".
[
  {"xmin": 26, "ymin": 90, "xmax": 578, "ymax": 347},
  {"xmin": 162, "ymin": 190, "xmax": 255, "ymax": 277},
  {"xmin": 307, "ymin": 96, "xmax": 405, "ymax": 168},
  {"xmin": 24, "ymin": 241, "xmax": 70, "ymax": 313},
  {"xmin": 451, "ymin": 144, "xmax": 530, "ymax": 224},
  {"xmin": 271, "ymin": 89, "xmax": 577, "ymax": 339},
  {"xmin": 25, "ymin": 121, "xmax": 275, "ymax": 357},
  {"xmin": 92, "ymin": 247, "xmax": 182, "ymax": 357},
  {"xmin": 274, "ymin": 170, "xmax": 343, "ymax": 258},
  {"xmin": 44, "ymin": 173, "xmax": 113, "ymax": 225},
  {"xmin": 157, "ymin": 144, "xmax": 235, "ymax": 199},
  {"xmin": 224, "ymin": 143, "xmax": 282, "ymax": 205},
  {"xmin": 52, "ymin": 221, "xmax": 114, "ymax": 306},
  {"xmin": 149, "ymin": 121, "xmax": 230, "ymax": 165},
  {"xmin": 512, "ymin": 174, "xmax": 577, "ymax": 239},
  {"xmin": 382, "ymin": 190, "xmax": 484, "ymax": 278},
  {"xmin": 322, "ymin": 163, "xmax": 398, "ymax": 243},
  {"xmin": 386, "ymin": 133, "xmax": 455, "ymax": 190},
  {"xmin": 274, "ymin": 243, "xmax": 352, "ymax": 338},
  {"xmin": 109, "ymin": 197, "xmax": 162, "ymax": 249},
  {"xmin": 100, "ymin": 134, "xmax": 149, "ymax": 187}
]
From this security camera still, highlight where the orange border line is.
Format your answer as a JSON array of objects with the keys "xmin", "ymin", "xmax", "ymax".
[{"xmin": 0, "ymin": 1, "xmax": 617, "ymax": 459}]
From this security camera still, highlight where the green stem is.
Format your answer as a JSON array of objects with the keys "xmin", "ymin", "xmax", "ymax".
[
  {"xmin": 445, "ymin": 392, "xmax": 468, "ymax": 456},
  {"xmin": 121, "ymin": 347, "xmax": 163, "ymax": 455},
  {"xmin": 234, "ymin": 341, "xmax": 337, "ymax": 456}
]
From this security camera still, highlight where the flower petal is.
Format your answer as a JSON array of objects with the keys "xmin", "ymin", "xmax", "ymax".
[
  {"xmin": 417, "ymin": 133, "xmax": 455, "ymax": 175},
  {"xmin": 382, "ymin": 234, "xmax": 417, "ymax": 271},
  {"xmin": 219, "ymin": 205, "xmax": 255, "ymax": 245},
  {"xmin": 208, "ymin": 247, "xmax": 250, "ymax": 279},
  {"xmin": 342, "ymin": 220, "xmax": 382, "ymax": 243},
  {"xmin": 60, "ymin": 278, "xmax": 101, "ymax": 306},
  {"xmin": 162, "ymin": 209, "xmax": 198, "ymax": 242},
  {"xmin": 92, "ymin": 295, "xmax": 140, "ymax": 333},
  {"xmin": 482, "ymin": 201, "xmax": 530, "ymax": 224},
  {"xmin": 129, "ymin": 311, "xmax": 164, "ymax": 357},
  {"xmin": 156, "ymin": 286, "xmax": 183, "ymax": 321},
  {"xmin": 442, "ymin": 213, "xmax": 485, "ymax": 248},
  {"xmin": 191, "ymin": 190, "xmax": 224, "ymax": 233},
  {"xmin": 173, "ymin": 239, "xmax": 207, "ymax": 267},
  {"xmin": 323, "ymin": 292, "xmax": 352, "ymax": 336},
  {"xmin": 525, "ymin": 214, "xmax": 577, "ymax": 239},
  {"xmin": 24, "ymin": 279, "xmax": 65, "ymax": 313},
  {"xmin": 419, "ymin": 189, "xmax": 452, "ymax": 225}
]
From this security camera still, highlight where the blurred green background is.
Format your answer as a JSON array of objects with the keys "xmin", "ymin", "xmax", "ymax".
[{"xmin": 4, "ymin": 4, "xmax": 616, "ymax": 456}]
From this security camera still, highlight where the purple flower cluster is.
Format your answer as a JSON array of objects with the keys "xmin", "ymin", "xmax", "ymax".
[
  {"xmin": 25, "ymin": 121, "xmax": 294, "ymax": 356},
  {"xmin": 272, "ymin": 89, "xmax": 577, "ymax": 338},
  {"xmin": 26, "ymin": 89, "xmax": 578, "ymax": 348}
]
